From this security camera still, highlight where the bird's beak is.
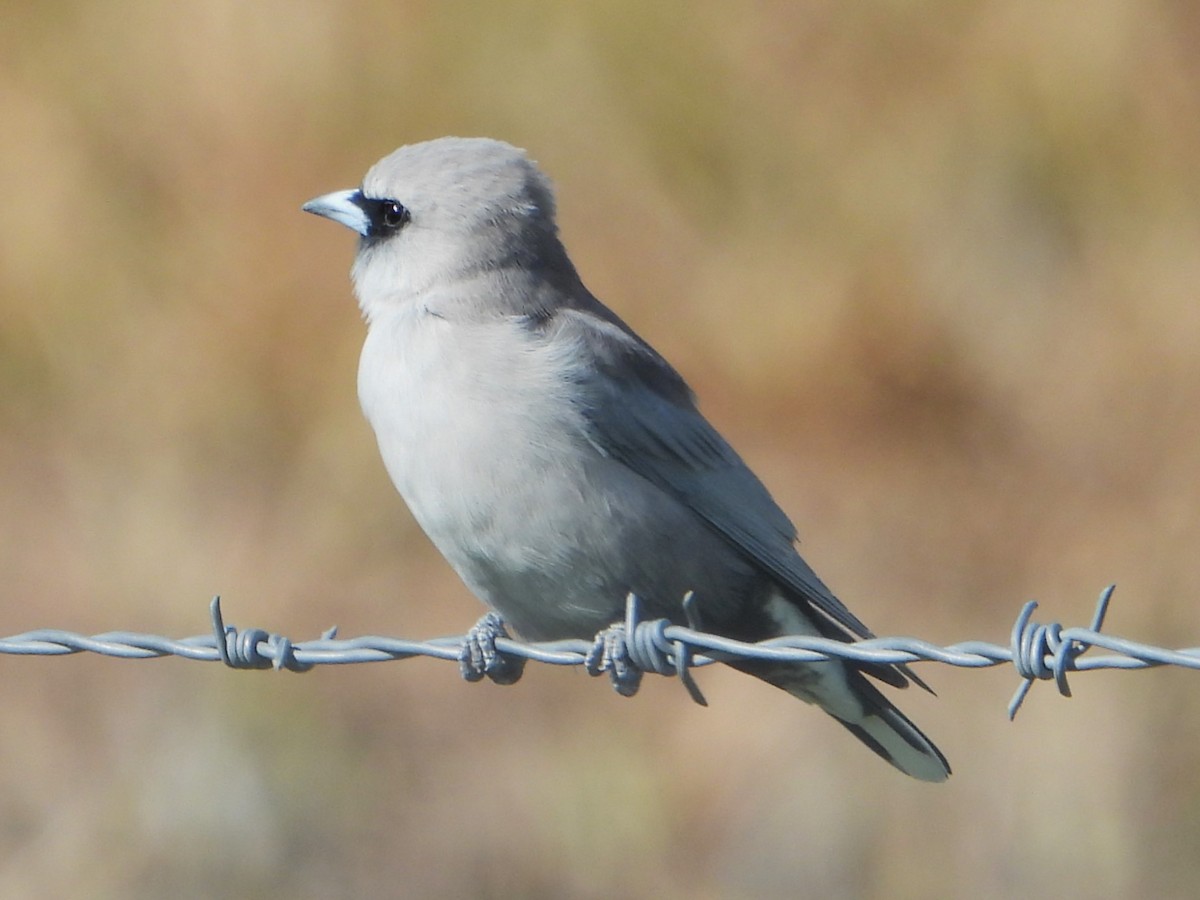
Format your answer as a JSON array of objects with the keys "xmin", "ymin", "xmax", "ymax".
[{"xmin": 302, "ymin": 189, "xmax": 371, "ymax": 237}]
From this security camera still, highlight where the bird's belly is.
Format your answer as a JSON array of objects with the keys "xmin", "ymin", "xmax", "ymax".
[
  {"xmin": 426, "ymin": 455, "xmax": 753, "ymax": 640},
  {"xmin": 357, "ymin": 312, "xmax": 756, "ymax": 639}
]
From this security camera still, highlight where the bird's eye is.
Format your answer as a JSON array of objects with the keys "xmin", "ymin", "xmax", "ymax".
[{"xmin": 380, "ymin": 200, "xmax": 410, "ymax": 231}]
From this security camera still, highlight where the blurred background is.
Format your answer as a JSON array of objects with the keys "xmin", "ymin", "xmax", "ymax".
[{"xmin": 2, "ymin": 0, "xmax": 1199, "ymax": 896}]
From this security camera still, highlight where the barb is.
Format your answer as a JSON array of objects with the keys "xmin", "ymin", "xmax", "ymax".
[{"xmin": 3, "ymin": 586, "xmax": 1199, "ymax": 718}]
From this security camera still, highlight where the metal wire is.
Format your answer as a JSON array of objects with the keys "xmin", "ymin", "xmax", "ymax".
[{"xmin": 2, "ymin": 585, "xmax": 1196, "ymax": 718}]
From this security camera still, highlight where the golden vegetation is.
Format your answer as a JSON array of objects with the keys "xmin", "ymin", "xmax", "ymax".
[{"xmin": 2, "ymin": 1, "xmax": 1199, "ymax": 896}]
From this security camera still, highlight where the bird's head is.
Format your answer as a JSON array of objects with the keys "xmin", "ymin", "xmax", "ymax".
[{"xmin": 303, "ymin": 137, "xmax": 564, "ymax": 318}]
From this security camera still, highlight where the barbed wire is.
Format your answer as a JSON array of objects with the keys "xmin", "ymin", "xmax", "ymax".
[{"xmin": 2, "ymin": 585, "xmax": 1198, "ymax": 718}]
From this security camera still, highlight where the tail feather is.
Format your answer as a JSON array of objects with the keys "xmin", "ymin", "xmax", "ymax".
[
  {"xmin": 730, "ymin": 588, "xmax": 950, "ymax": 781},
  {"xmin": 731, "ymin": 656, "xmax": 950, "ymax": 782},
  {"xmin": 832, "ymin": 683, "xmax": 951, "ymax": 782}
]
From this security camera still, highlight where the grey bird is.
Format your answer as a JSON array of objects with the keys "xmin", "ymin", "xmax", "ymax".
[{"xmin": 303, "ymin": 137, "xmax": 950, "ymax": 782}]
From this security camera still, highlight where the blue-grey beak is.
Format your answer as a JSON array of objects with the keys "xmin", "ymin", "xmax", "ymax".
[{"xmin": 302, "ymin": 189, "xmax": 371, "ymax": 236}]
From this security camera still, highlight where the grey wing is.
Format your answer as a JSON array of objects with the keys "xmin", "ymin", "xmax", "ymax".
[{"xmin": 555, "ymin": 306, "xmax": 875, "ymax": 641}]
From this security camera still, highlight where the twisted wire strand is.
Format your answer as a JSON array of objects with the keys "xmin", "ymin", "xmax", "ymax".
[{"xmin": 2, "ymin": 586, "xmax": 1196, "ymax": 717}]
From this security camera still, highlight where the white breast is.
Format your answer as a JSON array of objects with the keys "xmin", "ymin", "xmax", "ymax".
[{"xmin": 357, "ymin": 303, "xmax": 595, "ymax": 583}]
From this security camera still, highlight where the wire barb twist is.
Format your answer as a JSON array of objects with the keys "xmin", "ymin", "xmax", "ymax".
[
  {"xmin": 580, "ymin": 595, "xmax": 710, "ymax": 710},
  {"xmin": 1006, "ymin": 585, "xmax": 1116, "ymax": 718},
  {"xmin": 210, "ymin": 596, "xmax": 337, "ymax": 672},
  {"xmin": 584, "ymin": 592, "xmax": 709, "ymax": 704}
]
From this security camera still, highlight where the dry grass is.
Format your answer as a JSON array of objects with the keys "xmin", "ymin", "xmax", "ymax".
[{"xmin": 2, "ymin": 1, "xmax": 1200, "ymax": 896}]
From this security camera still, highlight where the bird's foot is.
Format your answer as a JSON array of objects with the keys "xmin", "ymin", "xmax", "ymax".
[
  {"xmin": 585, "ymin": 622, "xmax": 644, "ymax": 697},
  {"xmin": 458, "ymin": 611, "xmax": 526, "ymax": 685}
]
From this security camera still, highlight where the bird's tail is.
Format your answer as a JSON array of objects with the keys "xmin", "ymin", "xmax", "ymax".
[
  {"xmin": 733, "ymin": 660, "xmax": 951, "ymax": 782},
  {"xmin": 824, "ymin": 671, "xmax": 951, "ymax": 782},
  {"xmin": 720, "ymin": 588, "xmax": 949, "ymax": 780}
]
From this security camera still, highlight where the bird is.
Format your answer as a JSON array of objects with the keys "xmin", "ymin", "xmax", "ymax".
[{"xmin": 302, "ymin": 137, "xmax": 950, "ymax": 781}]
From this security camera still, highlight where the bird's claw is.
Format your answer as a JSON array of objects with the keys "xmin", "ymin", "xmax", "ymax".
[
  {"xmin": 458, "ymin": 611, "xmax": 525, "ymax": 685},
  {"xmin": 585, "ymin": 622, "xmax": 643, "ymax": 697}
]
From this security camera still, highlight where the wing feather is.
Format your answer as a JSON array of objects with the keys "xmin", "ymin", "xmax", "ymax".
[{"xmin": 548, "ymin": 304, "xmax": 876, "ymax": 641}]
